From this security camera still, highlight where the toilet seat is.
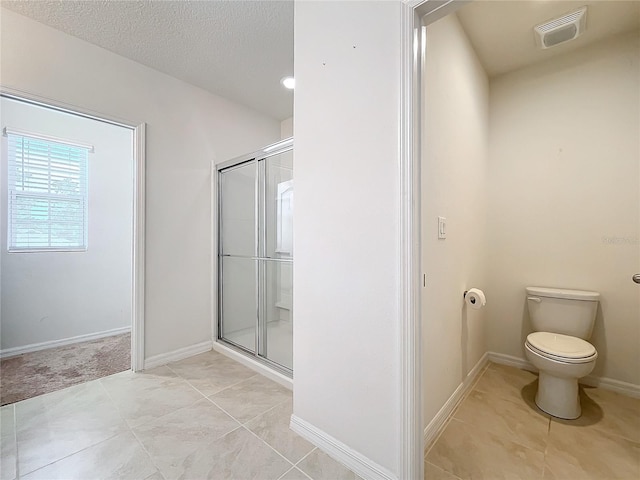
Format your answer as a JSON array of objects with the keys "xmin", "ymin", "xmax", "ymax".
[{"xmin": 526, "ymin": 332, "xmax": 597, "ymax": 364}]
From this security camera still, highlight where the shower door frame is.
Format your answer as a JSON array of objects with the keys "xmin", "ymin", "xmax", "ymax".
[{"xmin": 215, "ymin": 137, "xmax": 293, "ymax": 378}]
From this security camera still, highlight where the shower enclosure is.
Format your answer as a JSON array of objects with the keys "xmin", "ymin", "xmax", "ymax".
[{"xmin": 217, "ymin": 138, "xmax": 293, "ymax": 375}]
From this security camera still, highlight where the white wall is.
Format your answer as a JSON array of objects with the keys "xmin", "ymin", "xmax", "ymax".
[
  {"xmin": 0, "ymin": 8, "xmax": 281, "ymax": 359},
  {"xmin": 280, "ymin": 117, "xmax": 293, "ymax": 139},
  {"xmin": 0, "ymin": 98, "xmax": 133, "ymax": 350},
  {"xmin": 293, "ymin": 1, "xmax": 402, "ymax": 475},
  {"xmin": 421, "ymin": 13, "xmax": 489, "ymax": 426},
  {"xmin": 486, "ymin": 31, "xmax": 640, "ymax": 386}
]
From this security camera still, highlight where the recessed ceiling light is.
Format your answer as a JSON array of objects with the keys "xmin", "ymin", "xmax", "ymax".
[{"xmin": 281, "ymin": 76, "xmax": 295, "ymax": 89}]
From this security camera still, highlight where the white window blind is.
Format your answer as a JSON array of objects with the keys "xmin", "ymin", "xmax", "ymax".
[{"xmin": 6, "ymin": 129, "xmax": 91, "ymax": 251}]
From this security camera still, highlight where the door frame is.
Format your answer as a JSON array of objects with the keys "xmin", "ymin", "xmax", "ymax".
[
  {"xmin": 399, "ymin": 1, "xmax": 469, "ymax": 478},
  {"xmin": 0, "ymin": 87, "xmax": 146, "ymax": 372}
]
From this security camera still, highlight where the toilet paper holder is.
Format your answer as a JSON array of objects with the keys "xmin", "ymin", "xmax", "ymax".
[
  {"xmin": 464, "ymin": 288, "xmax": 486, "ymax": 309},
  {"xmin": 463, "ymin": 290, "xmax": 475, "ymax": 303}
]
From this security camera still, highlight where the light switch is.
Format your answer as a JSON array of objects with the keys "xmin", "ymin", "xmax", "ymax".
[{"xmin": 438, "ymin": 216, "xmax": 446, "ymax": 239}]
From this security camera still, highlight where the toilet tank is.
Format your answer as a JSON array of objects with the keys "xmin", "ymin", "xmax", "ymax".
[{"xmin": 526, "ymin": 287, "xmax": 599, "ymax": 339}]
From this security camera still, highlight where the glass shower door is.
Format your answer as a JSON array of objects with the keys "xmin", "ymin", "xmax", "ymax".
[
  {"xmin": 259, "ymin": 151, "xmax": 293, "ymax": 370},
  {"xmin": 218, "ymin": 139, "xmax": 293, "ymax": 375},
  {"xmin": 219, "ymin": 160, "xmax": 257, "ymax": 353}
]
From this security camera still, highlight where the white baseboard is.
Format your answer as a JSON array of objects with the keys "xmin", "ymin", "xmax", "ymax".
[
  {"xmin": 144, "ymin": 340, "xmax": 212, "ymax": 370},
  {"xmin": 211, "ymin": 341, "xmax": 293, "ymax": 390},
  {"xmin": 423, "ymin": 352, "xmax": 489, "ymax": 450},
  {"xmin": 488, "ymin": 352, "xmax": 640, "ymax": 399},
  {"xmin": 487, "ymin": 352, "xmax": 535, "ymax": 372},
  {"xmin": 583, "ymin": 376, "xmax": 640, "ymax": 398},
  {"xmin": 0, "ymin": 326, "xmax": 131, "ymax": 359},
  {"xmin": 290, "ymin": 415, "xmax": 396, "ymax": 480}
]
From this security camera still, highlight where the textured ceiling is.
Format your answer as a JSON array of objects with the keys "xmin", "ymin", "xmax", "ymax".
[
  {"xmin": 2, "ymin": 0, "xmax": 294, "ymax": 120},
  {"xmin": 456, "ymin": 0, "xmax": 640, "ymax": 77}
]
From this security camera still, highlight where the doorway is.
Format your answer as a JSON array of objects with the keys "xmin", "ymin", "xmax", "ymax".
[
  {"xmin": 417, "ymin": 0, "xmax": 639, "ymax": 477},
  {"xmin": 0, "ymin": 92, "xmax": 146, "ymax": 403}
]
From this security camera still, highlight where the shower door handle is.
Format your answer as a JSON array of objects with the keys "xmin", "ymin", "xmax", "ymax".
[{"xmin": 633, "ymin": 274, "xmax": 640, "ymax": 284}]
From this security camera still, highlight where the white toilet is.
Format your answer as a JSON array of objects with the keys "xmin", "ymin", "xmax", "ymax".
[{"xmin": 524, "ymin": 286, "xmax": 599, "ymax": 419}]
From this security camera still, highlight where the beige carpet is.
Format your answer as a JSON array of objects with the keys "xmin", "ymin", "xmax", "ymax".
[{"xmin": 0, "ymin": 333, "xmax": 131, "ymax": 406}]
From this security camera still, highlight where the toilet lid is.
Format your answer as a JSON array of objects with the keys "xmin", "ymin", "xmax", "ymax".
[{"xmin": 526, "ymin": 332, "xmax": 596, "ymax": 361}]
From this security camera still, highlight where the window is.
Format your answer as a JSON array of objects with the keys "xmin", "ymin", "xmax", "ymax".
[{"xmin": 5, "ymin": 129, "xmax": 91, "ymax": 251}]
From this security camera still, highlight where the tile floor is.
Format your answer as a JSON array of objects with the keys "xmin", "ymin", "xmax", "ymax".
[
  {"xmin": 425, "ymin": 362, "xmax": 640, "ymax": 480},
  {"xmin": 4, "ymin": 355, "xmax": 637, "ymax": 480},
  {"xmin": 0, "ymin": 350, "xmax": 359, "ymax": 480}
]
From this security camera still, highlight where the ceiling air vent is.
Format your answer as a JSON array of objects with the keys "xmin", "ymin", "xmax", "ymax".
[{"xmin": 534, "ymin": 7, "xmax": 587, "ymax": 49}]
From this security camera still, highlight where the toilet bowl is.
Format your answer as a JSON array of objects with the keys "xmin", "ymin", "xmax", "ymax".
[
  {"xmin": 525, "ymin": 287, "xmax": 599, "ymax": 420},
  {"xmin": 525, "ymin": 332, "xmax": 597, "ymax": 419}
]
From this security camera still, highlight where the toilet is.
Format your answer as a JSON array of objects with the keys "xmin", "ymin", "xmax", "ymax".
[{"xmin": 524, "ymin": 286, "xmax": 599, "ymax": 419}]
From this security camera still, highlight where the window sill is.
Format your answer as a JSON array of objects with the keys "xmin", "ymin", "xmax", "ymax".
[{"xmin": 8, "ymin": 248, "xmax": 88, "ymax": 254}]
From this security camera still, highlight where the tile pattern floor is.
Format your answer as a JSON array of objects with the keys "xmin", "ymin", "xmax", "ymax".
[
  {"xmin": 425, "ymin": 362, "xmax": 640, "ymax": 480},
  {"xmin": 0, "ymin": 350, "xmax": 360, "ymax": 480}
]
